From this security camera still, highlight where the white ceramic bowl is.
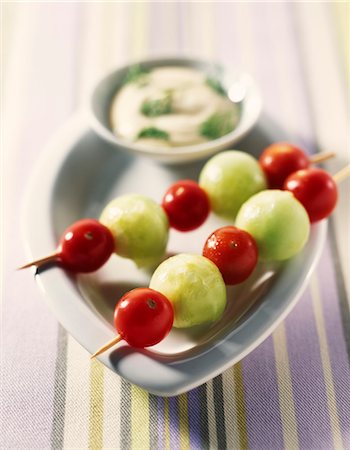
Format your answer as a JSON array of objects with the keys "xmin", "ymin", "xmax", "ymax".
[{"xmin": 90, "ymin": 57, "xmax": 262, "ymax": 164}]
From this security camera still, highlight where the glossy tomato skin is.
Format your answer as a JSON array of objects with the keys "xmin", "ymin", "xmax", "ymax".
[
  {"xmin": 259, "ymin": 143, "xmax": 309, "ymax": 189},
  {"xmin": 114, "ymin": 288, "xmax": 174, "ymax": 348},
  {"xmin": 58, "ymin": 219, "xmax": 115, "ymax": 272},
  {"xmin": 162, "ymin": 180, "xmax": 210, "ymax": 231},
  {"xmin": 203, "ymin": 226, "xmax": 258, "ymax": 285},
  {"xmin": 284, "ymin": 168, "xmax": 338, "ymax": 222}
]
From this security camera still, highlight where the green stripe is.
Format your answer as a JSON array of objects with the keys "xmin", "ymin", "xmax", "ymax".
[
  {"xmin": 233, "ymin": 363, "xmax": 249, "ymax": 450},
  {"xmin": 50, "ymin": 326, "xmax": 68, "ymax": 450},
  {"xmin": 120, "ymin": 378, "xmax": 132, "ymax": 450},
  {"xmin": 88, "ymin": 361, "xmax": 104, "ymax": 450},
  {"xmin": 178, "ymin": 393, "xmax": 190, "ymax": 450},
  {"xmin": 131, "ymin": 385, "xmax": 150, "ymax": 450},
  {"xmin": 213, "ymin": 375, "xmax": 227, "ymax": 449},
  {"xmin": 149, "ymin": 394, "xmax": 159, "ymax": 449},
  {"xmin": 331, "ymin": 2, "xmax": 350, "ymax": 97}
]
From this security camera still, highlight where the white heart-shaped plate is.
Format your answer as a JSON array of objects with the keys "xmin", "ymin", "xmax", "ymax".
[{"xmin": 21, "ymin": 113, "xmax": 326, "ymax": 396}]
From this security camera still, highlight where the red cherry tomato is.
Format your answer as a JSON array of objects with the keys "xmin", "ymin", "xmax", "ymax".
[
  {"xmin": 284, "ymin": 168, "xmax": 338, "ymax": 223},
  {"xmin": 259, "ymin": 143, "xmax": 309, "ymax": 189},
  {"xmin": 162, "ymin": 180, "xmax": 210, "ymax": 231},
  {"xmin": 114, "ymin": 288, "xmax": 174, "ymax": 347},
  {"xmin": 203, "ymin": 226, "xmax": 258, "ymax": 285},
  {"xmin": 58, "ymin": 219, "xmax": 115, "ymax": 272}
]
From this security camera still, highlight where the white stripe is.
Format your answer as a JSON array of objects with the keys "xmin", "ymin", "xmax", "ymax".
[
  {"xmin": 295, "ymin": 3, "xmax": 350, "ymax": 298},
  {"xmin": 102, "ymin": 368, "xmax": 122, "ymax": 449},
  {"xmin": 221, "ymin": 368, "xmax": 241, "ymax": 449},
  {"xmin": 231, "ymin": 2, "xmax": 257, "ymax": 74},
  {"xmin": 77, "ymin": 3, "xmax": 114, "ymax": 106},
  {"xmin": 273, "ymin": 325, "xmax": 299, "ymax": 450},
  {"xmin": 3, "ymin": 5, "xmax": 37, "ymax": 194},
  {"xmin": 62, "ymin": 336, "xmax": 91, "ymax": 448}
]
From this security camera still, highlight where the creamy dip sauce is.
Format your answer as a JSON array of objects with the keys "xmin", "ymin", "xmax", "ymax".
[{"xmin": 110, "ymin": 66, "xmax": 239, "ymax": 148}]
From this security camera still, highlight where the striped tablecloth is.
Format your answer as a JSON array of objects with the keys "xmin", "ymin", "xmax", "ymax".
[{"xmin": 2, "ymin": 3, "xmax": 349, "ymax": 449}]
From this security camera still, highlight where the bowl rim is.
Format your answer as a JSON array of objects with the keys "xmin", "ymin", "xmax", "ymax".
[{"xmin": 89, "ymin": 56, "xmax": 263, "ymax": 158}]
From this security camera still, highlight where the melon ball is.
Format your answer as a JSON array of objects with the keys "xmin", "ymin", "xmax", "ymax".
[
  {"xmin": 100, "ymin": 194, "xmax": 169, "ymax": 268},
  {"xmin": 199, "ymin": 150, "xmax": 267, "ymax": 220},
  {"xmin": 149, "ymin": 254, "xmax": 226, "ymax": 328},
  {"xmin": 236, "ymin": 190, "xmax": 310, "ymax": 261}
]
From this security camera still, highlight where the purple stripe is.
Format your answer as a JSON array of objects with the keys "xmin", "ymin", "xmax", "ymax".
[
  {"xmin": 169, "ymin": 396, "xmax": 180, "ymax": 449},
  {"xmin": 149, "ymin": 2, "xmax": 178, "ymax": 56},
  {"xmin": 250, "ymin": 4, "xmax": 342, "ymax": 448},
  {"xmin": 187, "ymin": 389, "xmax": 202, "ymax": 450},
  {"xmin": 241, "ymin": 337, "xmax": 285, "ymax": 449},
  {"xmin": 217, "ymin": 4, "xmax": 286, "ymax": 448},
  {"xmin": 157, "ymin": 396, "xmax": 165, "ymax": 450},
  {"xmin": 316, "ymin": 242, "xmax": 350, "ymax": 440},
  {"xmin": 285, "ymin": 288, "xmax": 333, "ymax": 448},
  {"xmin": 216, "ymin": 2, "xmax": 245, "ymax": 66}
]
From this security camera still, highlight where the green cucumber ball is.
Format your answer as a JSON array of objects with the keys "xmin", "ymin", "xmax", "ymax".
[
  {"xmin": 100, "ymin": 194, "xmax": 169, "ymax": 268},
  {"xmin": 199, "ymin": 150, "xmax": 267, "ymax": 220},
  {"xmin": 236, "ymin": 190, "xmax": 310, "ymax": 261},
  {"xmin": 149, "ymin": 254, "xmax": 227, "ymax": 328}
]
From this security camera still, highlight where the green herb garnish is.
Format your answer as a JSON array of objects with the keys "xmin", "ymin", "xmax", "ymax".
[
  {"xmin": 138, "ymin": 127, "xmax": 169, "ymax": 140},
  {"xmin": 200, "ymin": 111, "xmax": 235, "ymax": 140},
  {"xmin": 123, "ymin": 64, "xmax": 150, "ymax": 85},
  {"xmin": 141, "ymin": 92, "xmax": 172, "ymax": 117},
  {"xmin": 206, "ymin": 77, "xmax": 226, "ymax": 96}
]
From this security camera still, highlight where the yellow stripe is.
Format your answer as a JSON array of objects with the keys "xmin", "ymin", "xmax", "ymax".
[
  {"xmin": 273, "ymin": 324, "xmax": 299, "ymax": 450},
  {"xmin": 332, "ymin": 2, "xmax": 350, "ymax": 98},
  {"xmin": 131, "ymin": 385, "xmax": 150, "ymax": 450},
  {"xmin": 88, "ymin": 360, "xmax": 105, "ymax": 450},
  {"xmin": 131, "ymin": 1, "xmax": 149, "ymax": 60},
  {"xmin": 310, "ymin": 275, "xmax": 344, "ymax": 450},
  {"xmin": 233, "ymin": 363, "xmax": 249, "ymax": 450},
  {"xmin": 164, "ymin": 397, "xmax": 171, "ymax": 450},
  {"xmin": 178, "ymin": 394, "xmax": 190, "ymax": 450},
  {"xmin": 191, "ymin": 2, "xmax": 215, "ymax": 58}
]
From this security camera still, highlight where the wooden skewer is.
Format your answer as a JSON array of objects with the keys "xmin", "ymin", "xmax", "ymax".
[
  {"xmin": 17, "ymin": 253, "xmax": 59, "ymax": 270},
  {"xmin": 309, "ymin": 151, "xmax": 336, "ymax": 164},
  {"xmin": 90, "ymin": 335, "xmax": 123, "ymax": 359},
  {"xmin": 333, "ymin": 163, "xmax": 350, "ymax": 184}
]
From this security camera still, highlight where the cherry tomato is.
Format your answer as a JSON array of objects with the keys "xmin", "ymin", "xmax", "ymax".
[
  {"xmin": 259, "ymin": 143, "xmax": 309, "ymax": 189},
  {"xmin": 203, "ymin": 226, "xmax": 258, "ymax": 285},
  {"xmin": 162, "ymin": 180, "xmax": 210, "ymax": 231},
  {"xmin": 58, "ymin": 219, "xmax": 115, "ymax": 272},
  {"xmin": 114, "ymin": 288, "xmax": 174, "ymax": 347},
  {"xmin": 284, "ymin": 168, "xmax": 338, "ymax": 223}
]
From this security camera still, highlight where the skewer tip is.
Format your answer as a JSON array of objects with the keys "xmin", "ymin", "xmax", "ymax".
[
  {"xmin": 90, "ymin": 335, "xmax": 123, "ymax": 359},
  {"xmin": 17, "ymin": 253, "xmax": 59, "ymax": 271}
]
